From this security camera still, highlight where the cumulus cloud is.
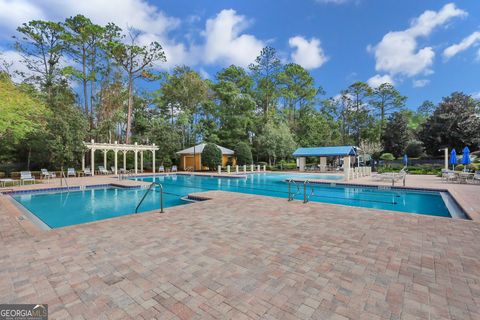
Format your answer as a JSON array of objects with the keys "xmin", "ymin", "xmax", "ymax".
[
  {"xmin": 443, "ymin": 31, "xmax": 480, "ymax": 59},
  {"xmin": 288, "ymin": 36, "xmax": 328, "ymax": 70},
  {"xmin": 412, "ymin": 79, "xmax": 430, "ymax": 88},
  {"xmin": 367, "ymin": 74, "xmax": 394, "ymax": 88},
  {"xmin": 0, "ymin": 0, "xmax": 45, "ymax": 35},
  {"xmin": 202, "ymin": 9, "xmax": 264, "ymax": 68},
  {"xmin": 369, "ymin": 3, "xmax": 466, "ymax": 78}
]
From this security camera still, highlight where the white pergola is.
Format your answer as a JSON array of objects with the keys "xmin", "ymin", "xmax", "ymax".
[{"xmin": 83, "ymin": 140, "xmax": 159, "ymax": 176}]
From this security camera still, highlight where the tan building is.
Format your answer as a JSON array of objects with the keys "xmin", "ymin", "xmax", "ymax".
[{"xmin": 176, "ymin": 143, "xmax": 236, "ymax": 171}]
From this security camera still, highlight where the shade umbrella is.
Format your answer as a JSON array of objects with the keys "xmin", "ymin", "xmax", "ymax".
[
  {"xmin": 462, "ymin": 147, "xmax": 471, "ymax": 171},
  {"xmin": 450, "ymin": 149, "xmax": 457, "ymax": 170},
  {"xmin": 403, "ymin": 154, "xmax": 408, "ymax": 167}
]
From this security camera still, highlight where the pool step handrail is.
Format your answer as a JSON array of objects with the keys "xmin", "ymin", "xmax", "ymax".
[
  {"xmin": 303, "ymin": 180, "xmax": 310, "ymax": 203},
  {"xmin": 135, "ymin": 182, "xmax": 164, "ymax": 214},
  {"xmin": 60, "ymin": 170, "xmax": 70, "ymax": 192},
  {"xmin": 287, "ymin": 179, "xmax": 300, "ymax": 201}
]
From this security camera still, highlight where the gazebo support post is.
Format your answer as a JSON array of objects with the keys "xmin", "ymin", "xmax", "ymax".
[
  {"xmin": 140, "ymin": 151, "xmax": 144, "ymax": 173},
  {"xmin": 81, "ymin": 154, "xmax": 85, "ymax": 171},
  {"xmin": 123, "ymin": 151, "xmax": 127, "ymax": 171}
]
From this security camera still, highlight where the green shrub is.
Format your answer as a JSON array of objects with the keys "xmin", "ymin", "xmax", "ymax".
[
  {"xmin": 201, "ymin": 143, "xmax": 222, "ymax": 171},
  {"xmin": 234, "ymin": 142, "xmax": 253, "ymax": 166},
  {"xmin": 0, "ymin": 172, "xmax": 4, "ymax": 178},
  {"xmin": 380, "ymin": 153, "xmax": 395, "ymax": 161}
]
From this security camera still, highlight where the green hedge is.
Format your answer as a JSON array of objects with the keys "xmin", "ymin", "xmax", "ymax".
[{"xmin": 376, "ymin": 164, "xmax": 443, "ymax": 175}]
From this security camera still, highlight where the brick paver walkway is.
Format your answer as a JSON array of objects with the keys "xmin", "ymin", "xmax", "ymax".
[{"xmin": 1, "ymin": 191, "xmax": 480, "ymax": 319}]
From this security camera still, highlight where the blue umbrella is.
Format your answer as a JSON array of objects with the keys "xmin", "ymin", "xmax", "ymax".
[
  {"xmin": 403, "ymin": 154, "xmax": 408, "ymax": 167},
  {"xmin": 462, "ymin": 147, "xmax": 471, "ymax": 169},
  {"xmin": 450, "ymin": 149, "xmax": 457, "ymax": 170}
]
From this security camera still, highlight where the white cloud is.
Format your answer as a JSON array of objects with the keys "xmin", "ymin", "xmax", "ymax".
[
  {"xmin": 412, "ymin": 79, "xmax": 430, "ymax": 88},
  {"xmin": 443, "ymin": 31, "xmax": 480, "ymax": 59},
  {"xmin": 367, "ymin": 74, "xmax": 394, "ymax": 88},
  {"xmin": 288, "ymin": 36, "xmax": 328, "ymax": 70},
  {"xmin": 0, "ymin": 0, "xmax": 45, "ymax": 36},
  {"xmin": 202, "ymin": 9, "xmax": 264, "ymax": 68},
  {"xmin": 0, "ymin": 49, "xmax": 31, "ymax": 81},
  {"xmin": 472, "ymin": 92, "xmax": 480, "ymax": 99},
  {"xmin": 369, "ymin": 3, "xmax": 466, "ymax": 77}
]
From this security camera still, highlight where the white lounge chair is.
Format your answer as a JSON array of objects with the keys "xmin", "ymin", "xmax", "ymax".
[
  {"xmin": 83, "ymin": 167, "xmax": 92, "ymax": 176},
  {"xmin": 473, "ymin": 171, "xmax": 480, "ymax": 184},
  {"xmin": 171, "ymin": 165, "xmax": 177, "ymax": 172},
  {"xmin": 98, "ymin": 166, "xmax": 109, "ymax": 175},
  {"xmin": 41, "ymin": 168, "xmax": 56, "ymax": 179},
  {"xmin": 67, "ymin": 168, "xmax": 76, "ymax": 177},
  {"xmin": 159, "ymin": 165, "xmax": 165, "ymax": 173},
  {"xmin": 20, "ymin": 171, "xmax": 35, "ymax": 185}
]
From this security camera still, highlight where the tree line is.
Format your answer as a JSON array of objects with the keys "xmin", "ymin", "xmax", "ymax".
[{"xmin": 1, "ymin": 14, "xmax": 479, "ymax": 170}]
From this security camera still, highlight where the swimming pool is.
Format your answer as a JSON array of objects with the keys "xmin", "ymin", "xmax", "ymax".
[{"xmin": 11, "ymin": 172, "xmax": 458, "ymax": 228}]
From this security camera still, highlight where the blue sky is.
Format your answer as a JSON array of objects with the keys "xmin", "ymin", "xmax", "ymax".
[{"xmin": 0, "ymin": 0, "xmax": 479, "ymax": 108}]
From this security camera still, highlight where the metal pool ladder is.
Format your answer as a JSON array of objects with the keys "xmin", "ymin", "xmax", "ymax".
[
  {"xmin": 135, "ymin": 182, "xmax": 164, "ymax": 213},
  {"xmin": 287, "ymin": 179, "xmax": 314, "ymax": 203},
  {"xmin": 60, "ymin": 171, "xmax": 70, "ymax": 192},
  {"xmin": 287, "ymin": 179, "xmax": 300, "ymax": 201}
]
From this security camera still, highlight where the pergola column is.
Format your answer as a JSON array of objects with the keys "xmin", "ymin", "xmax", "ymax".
[
  {"xmin": 103, "ymin": 150, "xmax": 108, "ymax": 170},
  {"xmin": 134, "ymin": 143, "xmax": 138, "ymax": 174},
  {"xmin": 90, "ymin": 139, "xmax": 95, "ymax": 176},
  {"xmin": 114, "ymin": 151, "xmax": 118, "ymax": 175},
  {"xmin": 152, "ymin": 148, "xmax": 156, "ymax": 174},
  {"xmin": 114, "ymin": 141, "xmax": 118, "ymax": 175},
  {"xmin": 81, "ymin": 153, "xmax": 85, "ymax": 171},
  {"xmin": 123, "ymin": 151, "xmax": 127, "ymax": 171},
  {"xmin": 140, "ymin": 151, "xmax": 144, "ymax": 173}
]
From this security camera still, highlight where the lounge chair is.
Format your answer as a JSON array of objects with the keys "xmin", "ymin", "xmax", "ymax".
[
  {"xmin": 67, "ymin": 168, "xmax": 76, "ymax": 177},
  {"xmin": 110, "ymin": 166, "xmax": 117, "ymax": 174},
  {"xmin": 98, "ymin": 166, "xmax": 109, "ymax": 175},
  {"xmin": 171, "ymin": 165, "xmax": 177, "ymax": 172},
  {"xmin": 20, "ymin": 171, "xmax": 35, "ymax": 185},
  {"xmin": 473, "ymin": 171, "xmax": 480, "ymax": 184},
  {"xmin": 159, "ymin": 165, "xmax": 165, "ymax": 173},
  {"xmin": 83, "ymin": 168, "xmax": 92, "ymax": 176},
  {"xmin": 41, "ymin": 168, "xmax": 56, "ymax": 179}
]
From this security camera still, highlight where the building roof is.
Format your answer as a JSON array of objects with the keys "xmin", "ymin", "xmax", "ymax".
[
  {"xmin": 176, "ymin": 143, "xmax": 234, "ymax": 155},
  {"xmin": 292, "ymin": 146, "xmax": 357, "ymax": 157}
]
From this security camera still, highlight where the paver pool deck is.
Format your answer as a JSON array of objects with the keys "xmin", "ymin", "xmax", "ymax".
[{"xmin": 1, "ymin": 173, "xmax": 480, "ymax": 319}]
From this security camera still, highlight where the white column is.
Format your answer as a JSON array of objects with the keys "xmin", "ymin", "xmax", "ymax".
[
  {"xmin": 134, "ymin": 151, "xmax": 138, "ymax": 174},
  {"xmin": 251, "ymin": 164, "xmax": 254, "ymax": 172},
  {"xmin": 243, "ymin": 165, "xmax": 246, "ymax": 173},
  {"xmin": 227, "ymin": 165, "xmax": 230, "ymax": 174},
  {"xmin": 444, "ymin": 148, "xmax": 449, "ymax": 171},
  {"xmin": 218, "ymin": 165, "xmax": 221, "ymax": 174},
  {"xmin": 236, "ymin": 165, "xmax": 239, "ymax": 174},
  {"xmin": 152, "ymin": 149, "xmax": 156, "ymax": 174},
  {"xmin": 298, "ymin": 157, "xmax": 306, "ymax": 172},
  {"xmin": 81, "ymin": 153, "xmax": 85, "ymax": 171},
  {"xmin": 263, "ymin": 165, "xmax": 266, "ymax": 172},
  {"xmin": 91, "ymin": 146, "xmax": 95, "ymax": 177},
  {"xmin": 140, "ymin": 151, "xmax": 144, "ymax": 173},
  {"xmin": 114, "ymin": 150, "xmax": 118, "ymax": 175},
  {"xmin": 123, "ymin": 151, "xmax": 127, "ymax": 171},
  {"xmin": 343, "ymin": 157, "xmax": 351, "ymax": 181},
  {"xmin": 257, "ymin": 165, "xmax": 260, "ymax": 172},
  {"xmin": 103, "ymin": 150, "xmax": 108, "ymax": 170}
]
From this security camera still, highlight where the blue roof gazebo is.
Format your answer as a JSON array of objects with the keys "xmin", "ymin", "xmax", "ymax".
[
  {"xmin": 292, "ymin": 146, "xmax": 358, "ymax": 174},
  {"xmin": 292, "ymin": 146, "xmax": 357, "ymax": 157}
]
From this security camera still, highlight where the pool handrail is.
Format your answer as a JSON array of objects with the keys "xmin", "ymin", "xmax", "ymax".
[
  {"xmin": 135, "ymin": 182, "xmax": 164, "ymax": 214},
  {"xmin": 287, "ymin": 179, "xmax": 300, "ymax": 201}
]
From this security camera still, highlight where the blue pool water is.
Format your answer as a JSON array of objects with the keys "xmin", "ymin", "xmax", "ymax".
[{"xmin": 12, "ymin": 173, "xmax": 452, "ymax": 228}]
